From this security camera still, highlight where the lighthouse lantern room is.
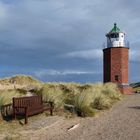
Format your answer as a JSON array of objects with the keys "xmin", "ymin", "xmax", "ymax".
[{"xmin": 106, "ymin": 23, "xmax": 125, "ymax": 48}]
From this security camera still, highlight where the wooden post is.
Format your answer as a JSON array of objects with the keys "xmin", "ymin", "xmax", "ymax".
[
  {"xmin": 50, "ymin": 102, "xmax": 53, "ymax": 116},
  {"xmin": 13, "ymin": 98, "xmax": 16, "ymax": 120},
  {"xmin": 25, "ymin": 107, "xmax": 28, "ymax": 124}
]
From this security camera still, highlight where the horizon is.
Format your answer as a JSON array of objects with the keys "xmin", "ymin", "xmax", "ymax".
[{"xmin": 0, "ymin": 0, "xmax": 140, "ymax": 83}]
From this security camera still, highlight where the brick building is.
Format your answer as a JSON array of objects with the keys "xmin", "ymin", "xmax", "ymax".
[{"xmin": 103, "ymin": 23, "xmax": 132, "ymax": 94}]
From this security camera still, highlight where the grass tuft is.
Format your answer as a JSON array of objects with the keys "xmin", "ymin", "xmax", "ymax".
[
  {"xmin": 41, "ymin": 84, "xmax": 65, "ymax": 110},
  {"xmin": 0, "ymin": 90, "xmax": 23, "ymax": 106}
]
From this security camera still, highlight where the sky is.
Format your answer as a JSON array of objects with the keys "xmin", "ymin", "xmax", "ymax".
[{"xmin": 0, "ymin": 0, "xmax": 140, "ymax": 83}]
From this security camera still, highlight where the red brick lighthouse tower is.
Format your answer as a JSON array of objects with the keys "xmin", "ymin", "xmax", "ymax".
[{"xmin": 103, "ymin": 23, "xmax": 132, "ymax": 94}]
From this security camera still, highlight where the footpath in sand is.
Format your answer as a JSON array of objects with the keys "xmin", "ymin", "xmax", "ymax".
[
  {"xmin": 1, "ymin": 94, "xmax": 140, "ymax": 140},
  {"xmin": 30, "ymin": 94, "xmax": 140, "ymax": 140}
]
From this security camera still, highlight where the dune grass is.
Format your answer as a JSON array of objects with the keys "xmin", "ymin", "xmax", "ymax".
[
  {"xmin": 41, "ymin": 83, "xmax": 65, "ymax": 110},
  {"xmin": 0, "ymin": 75, "xmax": 42, "ymax": 85},
  {"xmin": 0, "ymin": 82, "xmax": 122, "ymax": 118},
  {"xmin": 0, "ymin": 90, "xmax": 23, "ymax": 106},
  {"xmin": 40, "ymin": 82, "xmax": 122, "ymax": 117}
]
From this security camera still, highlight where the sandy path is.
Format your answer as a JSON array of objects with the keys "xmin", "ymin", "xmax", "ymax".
[{"xmin": 40, "ymin": 94, "xmax": 140, "ymax": 140}]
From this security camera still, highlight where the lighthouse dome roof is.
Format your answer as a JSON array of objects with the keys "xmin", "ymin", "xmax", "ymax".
[{"xmin": 109, "ymin": 23, "xmax": 121, "ymax": 33}]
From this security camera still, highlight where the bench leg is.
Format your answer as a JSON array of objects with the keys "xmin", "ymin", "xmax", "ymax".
[
  {"xmin": 50, "ymin": 102, "xmax": 53, "ymax": 116},
  {"xmin": 25, "ymin": 107, "xmax": 28, "ymax": 124},
  {"xmin": 25, "ymin": 114, "xmax": 28, "ymax": 124},
  {"xmin": 13, "ymin": 108, "xmax": 16, "ymax": 120},
  {"xmin": 50, "ymin": 108, "xmax": 53, "ymax": 116}
]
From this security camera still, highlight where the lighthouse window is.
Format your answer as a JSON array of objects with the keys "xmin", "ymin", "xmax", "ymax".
[
  {"xmin": 115, "ymin": 75, "xmax": 119, "ymax": 81},
  {"xmin": 110, "ymin": 33, "xmax": 119, "ymax": 38}
]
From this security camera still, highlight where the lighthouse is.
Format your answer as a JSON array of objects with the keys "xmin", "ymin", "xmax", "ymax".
[{"xmin": 103, "ymin": 23, "xmax": 132, "ymax": 94}]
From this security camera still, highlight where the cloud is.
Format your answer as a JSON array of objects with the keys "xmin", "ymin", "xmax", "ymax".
[
  {"xmin": 129, "ymin": 40, "xmax": 140, "ymax": 62},
  {"xmin": 0, "ymin": 3, "xmax": 6, "ymax": 18},
  {"xmin": 64, "ymin": 49, "xmax": 102, "ymax": 60},
  {"xmin": 0, "ymin": 0, "xmax": 140, "ymax": 82},
  {"xmin": 130, "ymin": 50, "xmax": 140, "ymax": 62},
  {"xmin": 34, "ymin": 69, "xmax": 102, "ymax": 83},
  {"xmin": 34, "ymin": 69, "xmax": 99, "ymax": 78}
]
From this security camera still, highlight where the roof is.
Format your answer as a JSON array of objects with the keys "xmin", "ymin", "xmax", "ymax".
[{"xmin": 109, "ymin": 23, "xmax": 121, "ymax": 33}]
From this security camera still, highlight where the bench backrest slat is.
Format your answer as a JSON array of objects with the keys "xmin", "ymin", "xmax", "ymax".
[{"xmin": 13, "ymin": 95, "xmax": 42, "ymax": 108}]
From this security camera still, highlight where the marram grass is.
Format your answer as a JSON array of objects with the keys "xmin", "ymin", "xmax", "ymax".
[
  {"xmin": 41, "ymin": 84, "xmax": 65, "ymax": 110},
  {"xmin": 41, "ymin": 82, "xmax": 122, "ymax": 117},
  {"xmin": 0, "ymin": 82, "xmax": 122, "ymax": 118},
  {"xmin": 0, "ymin": 90, "xmax": 23, "ymax": 106}
]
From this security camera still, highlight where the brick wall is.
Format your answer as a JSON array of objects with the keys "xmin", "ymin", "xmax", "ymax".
[
  {"xmin": 103, "ymin": 48, "xmax": 111, "ymax": 82},
  {"xmin": 103, "ymin": 47, "xmax": 129, "ymax": 84},
  {"xmin": 103, "ymin": 47, "xmax": 132, "ymax": 94}
]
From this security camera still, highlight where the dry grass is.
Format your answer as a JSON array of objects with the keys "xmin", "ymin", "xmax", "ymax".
[
  {"xmin": 0, "ymin": 81, "xmax": 122, "ymax": 119},
  {"xmin": 0, "ymin": 90, "xmax": 24, "ymax": 106},
  {"xmin": 0, "ymin": 75, "xmax": 43, "ymax": 91},
  {"xmin": 41, "ymin": 83, "xmax": 65, "ymax": 110},
  {"xmin": 40, "ymin": 82, "xmax": 122, "ymax": 117},
  {"xmin": 0, "ymin": 75, "xmax": 42, "ymax": 85}
]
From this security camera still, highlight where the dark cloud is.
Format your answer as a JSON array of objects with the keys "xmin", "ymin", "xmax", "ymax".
[{"xmin": 0, "ymin": 0, "xmax": 140, "ymax": 83}]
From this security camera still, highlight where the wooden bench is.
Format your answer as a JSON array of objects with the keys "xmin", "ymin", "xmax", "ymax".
[{"xmin": 13, "ymin": 95, "xmax": 54, "ymax": 124}]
